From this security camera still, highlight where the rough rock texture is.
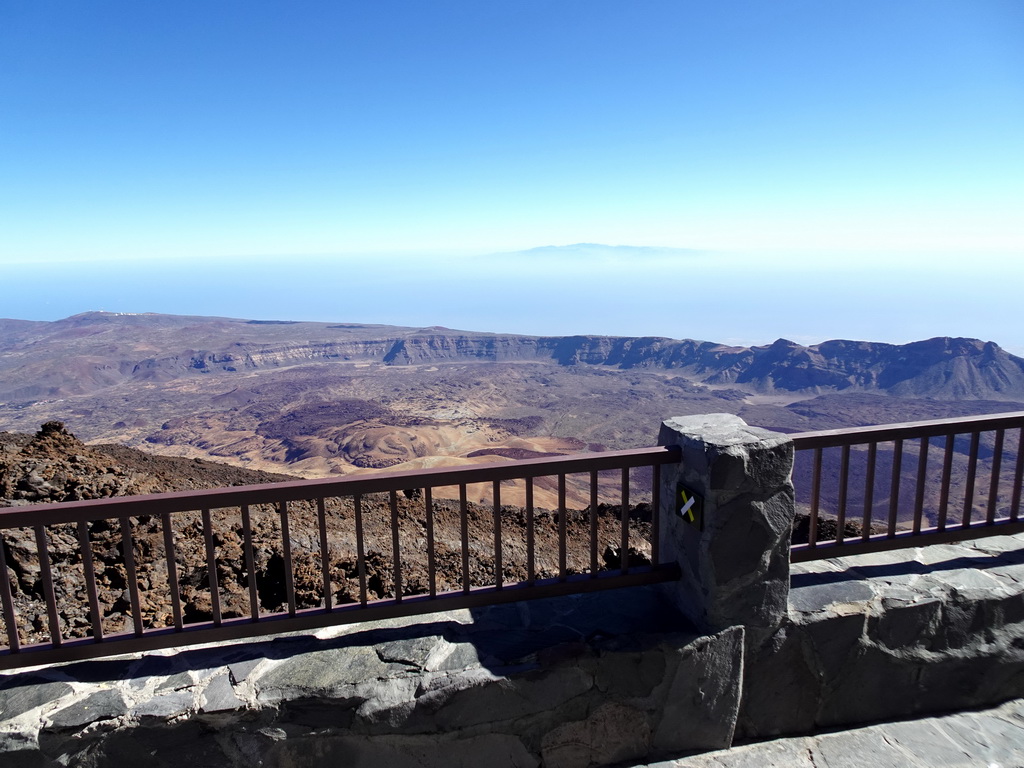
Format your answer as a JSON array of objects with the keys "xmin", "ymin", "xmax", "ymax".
[
  {"xmin": 643, "ymin": 697, "xmax": 1024, "ymax": 768},
  {"xmin": 0, "ymin": 588, "xmax": 746, "ymax": 768},
  {"xmin": 0, "ymin": 424, "xmax": 653, "ymax": 648},
  {"xmin": 0, "ymin": 422, "xmax": 297, "ymax": 507},
  {"xmin": 0, "ymin": 422, "xmax": 160, "ymax": 505},
  {"xmin": 657, "ymin": 414, "xmax": 795, "ymax": 645},
  {"xmin": 738, "ymin": 533, "xmax": 1024, "ymax": 740}
]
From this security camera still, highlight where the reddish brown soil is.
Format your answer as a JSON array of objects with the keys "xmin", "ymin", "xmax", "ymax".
[{"xmin": 0, "ymin": 424, "xmax": 652, "ymax": 647}]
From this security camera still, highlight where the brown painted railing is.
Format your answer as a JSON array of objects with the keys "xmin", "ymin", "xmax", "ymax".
[
  {"xmin": 0, "ymin": 446, "xmax": 680, "ymax": 670},
  {"xmin": 790, "ymin": 411, "xmax": 1024, "ymax": 562}
]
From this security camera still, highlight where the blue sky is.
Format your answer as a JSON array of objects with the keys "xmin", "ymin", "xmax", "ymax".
[{"xmin": 2, "ymin": 1, "xmax": 1023, "ymax": 350}]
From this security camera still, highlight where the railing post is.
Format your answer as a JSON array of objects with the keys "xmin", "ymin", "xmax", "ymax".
[{"xmin": 657, "ymin": 414, "xmax": 794, "ymax": 643}]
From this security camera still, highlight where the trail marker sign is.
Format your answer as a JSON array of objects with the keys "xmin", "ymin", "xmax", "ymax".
[{"xmin": 676, "ymin": 483, "xmax": 704, "ymax": 529}]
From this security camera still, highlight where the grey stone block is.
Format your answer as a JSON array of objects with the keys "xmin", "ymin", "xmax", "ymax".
[
  {"xmin": 541, "ymin": 701, "xmax": 651, "ymax": 768},
  {"xmin": 255, "ymin": 645, "xmax": 397, "ymax": 700},
  {"xmin": 227, "ymin": 657, "xmax": 263, "ymax": 684},
  {"xmin": 431, "ymin": 665, "xmax": 593, "ymax": 731},
  {"xmin": 871, "ymin": 597, "xmax": 941, "ymax": 649},
  {"xmin": 155, "ymin": 670, "xmax": 194, "ymax": 692},
  {"xmin": 651, "ymin": 626, "xmax": 744, "ymax": 755},
  {"xmin": 789, "ymin": 578, "xmax": 874, "ymax": 614},
  {"xmin": 376, "ymin": 636, "xmax": 442, "ymax": 669},
  {"xmin": 590, "ymin": 646, "xmax": 668, "ymax": 699},
  {"xmin": 131, "ymin": 690, "xmax": 195, "ymax": 719},
  {"xmin": 736, "ymin": 626, "xmax": 819, "ymax": 739},
  {"xmin": 353, "ymin": 676, "xmax": 419, "ymax": 728},
  {"xmin": 818, "ymin": 644, "xmax": 922, "ymax": 728},
  {"xmin": 90, "ymin": 721, "xmax": 232, "ymax": 768},
  {"xmin": 0, "ymin": 679, "xmax": 72, "ymax": 720},
  {"xmin": 424, "ymin": 640, "xmax": 480, "ymax": 672},
  {"xmin": 801, "ymin": 612, "xmax": 865, "ymax": 684},
  {"xmin": 199, "ymin": 673, "xmax": 243, "ymax": 713},
  {"xmin": 45, "ymin": 689, "xmax": 127, "ymax": 729}
]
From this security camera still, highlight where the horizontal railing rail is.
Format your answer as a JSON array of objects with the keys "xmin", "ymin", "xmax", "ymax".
[
  {"xmin": 0, "ymin": 446, "xmax": 681, "ymax": 669},
  {"xmin": 790, "ymin": 411, "xmax": 1024, "ymax": 562}
]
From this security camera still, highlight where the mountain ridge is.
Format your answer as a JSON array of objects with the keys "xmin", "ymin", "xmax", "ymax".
[
  {"xmin": 2, "ymin": 312, "xmax": 1022, "ymax": 402},
  {"xmin": 2, "ymin": 312, "xmax": 1023, "ymax": 480}
]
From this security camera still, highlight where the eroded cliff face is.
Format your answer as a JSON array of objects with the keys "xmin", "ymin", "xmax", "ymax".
[{"xmin": 2, "ymin": 312, "xmax": 1023, "ymax": 401}]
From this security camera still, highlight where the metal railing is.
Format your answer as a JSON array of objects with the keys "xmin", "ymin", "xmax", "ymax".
[
  {"xmin": 0, "ymin": 446, "xmax": 681, "ymax": 669},
  {"xmin": 790, "ymin": 411, "xmax": 1024, "ymax": 562}
]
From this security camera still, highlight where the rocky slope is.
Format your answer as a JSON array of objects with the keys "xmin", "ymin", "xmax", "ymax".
[{"xmin": 0, "ymin": 423, "xmax": 653, "ymax": 648}]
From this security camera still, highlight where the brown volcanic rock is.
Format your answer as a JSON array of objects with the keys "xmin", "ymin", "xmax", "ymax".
[
  {"xmin": 0, "ymin": 423, "xmax": 653, "ymax": 649},
  {"xmin": 0, "ymin": 423, "xmax": 305, "ymax": 641},
  {"xmin": 0, "ymin": 421, "xmax": 153, "ymax": 504},
  {"xmin": 2, "ymin": 312, "xmax": 1023, "ymax": 485}
]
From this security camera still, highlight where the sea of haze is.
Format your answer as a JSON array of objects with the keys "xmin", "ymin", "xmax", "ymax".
[{"xmin": 6, "ymin": 246, "xmax": 1023, "ymax": 355}]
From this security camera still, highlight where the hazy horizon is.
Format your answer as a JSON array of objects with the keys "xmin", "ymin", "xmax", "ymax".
[
  {"xmin": 2, "ymin": 3, "xmax": 1021, "ymax": 353},
  {"xmin": 4, "ymin": 244, "xmax": 1024, "ymax": 356}
]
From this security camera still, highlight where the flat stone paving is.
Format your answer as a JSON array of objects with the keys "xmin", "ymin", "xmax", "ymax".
[
  {"xmin": 788, "ymin": 533, "xmax": 1024, "ymax": 617},
  {"xmin": 640, "ymin": 697, "xmax": 1024, "ymax": 767}
]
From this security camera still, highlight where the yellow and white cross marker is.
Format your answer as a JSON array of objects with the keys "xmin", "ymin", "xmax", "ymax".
[
  {"xmin": 675, "ymin": 483, "xmax": 704, "ymax": 529},
  {"xmin": 678, "ymin": 488, "xmax": 697, "ymax": 523}
]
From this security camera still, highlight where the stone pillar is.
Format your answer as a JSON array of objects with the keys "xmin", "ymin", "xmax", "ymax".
[{"xmin": 657, "ymin": 414, "xmax": 794, "ymax": 643}]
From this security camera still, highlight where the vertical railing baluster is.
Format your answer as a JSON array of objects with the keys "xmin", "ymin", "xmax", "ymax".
[
  {"xmin": 651, "ymin": 463, "xmax": 661, "ymax": 567},
  {"xmin": 963, "ymin": 431, "xmax": 981, "ymax": 527},
  {"xmin": 526, "ymin": 478, "xmax": 535, "ymax": 586},
  {"xmin": 317, "ymin": 498, "xmax": 332, "ymax": 611},
  {"xmin": 987, "ymin": 429, "xmax": 1005, "ymax": 525},
  {"xmin": 808, "ymin": 447, "xmax": 822, "ymax": 548},
  {"xmin": 558, "ymin": 474, "xmax": 567, "ymax": 581},
  {"xmin": 938, "ymin": 433, "xmax": 955, "ymax": 530},
  {"xmin": 240, "ymin": 505, "xmax": 259, "ymax": 621},
  {"xmin": 862, "ymin": 442, "xmax": 877, "ymax": 541},
  {"xmin": 589, "ymin": 470, "xmax": 599, "ymax": 576},
  {"xmin": 34, "ymin": 525, "xmax": 62, "ymax": 646},
  {"xmin": 425, "ymin": 488, "xmax": 436, "ymax": 598},
  {"xmin": 279, "ymin": 501, "xmax": 296, "ymax": 616},
  {"xmin": 459, "ymin": 485, "xmax": 470, "ymax": 593},
  {"xmin": 1012, "ymin": 427, "xmax": 1024, "ymax": 521},
  {"xmin": 887, "ymin": 439, "xmax": 903, "ymax": 537},
  {"xmin": 912, "ymin": 437, "xmax": 929, "ymax": 534},
  {"xmin": 78, "ymin": 521, "xmax": 104, "ymax": 641},
  {"xmin": 117, "ymin": 517, "xmax": 143, "ymax": 637},
  {"xmin": 201, "ymin": 509, "xmax": 221, "ymax": 626},
  {"xmin": 620, "ymin": 468, "xmax": 630, "ymax": 575},
  {"xmin": 492, "ymin": 481, "xmax": 502, "ymax": 589},
  {"xmin": 836, "ymin": 445, "xmax": 850, "ymax": 544},
  {"xmin": 0, "ymin": 531, "xmax": 21, "ymax": 653},
  {"xmin": 354, "ymin": 495, "xmax": 368, "ymax": 606},
  {"xmin": 390, "ymin": 491, "xmax": 403, "ymax": 602},
  {"xmin": 161, "ymin": 512, "xmax": 183, "ymax": 631}
]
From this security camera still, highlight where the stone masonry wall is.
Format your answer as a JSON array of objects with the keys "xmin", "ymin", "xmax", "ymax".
[
  {"xmin": 0, "ymin": 589, "xmax": 744, "ymax": 768},
  {"xmin": 740, "ymin": 533, "xmax": 1024, "ymax": 740}
]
